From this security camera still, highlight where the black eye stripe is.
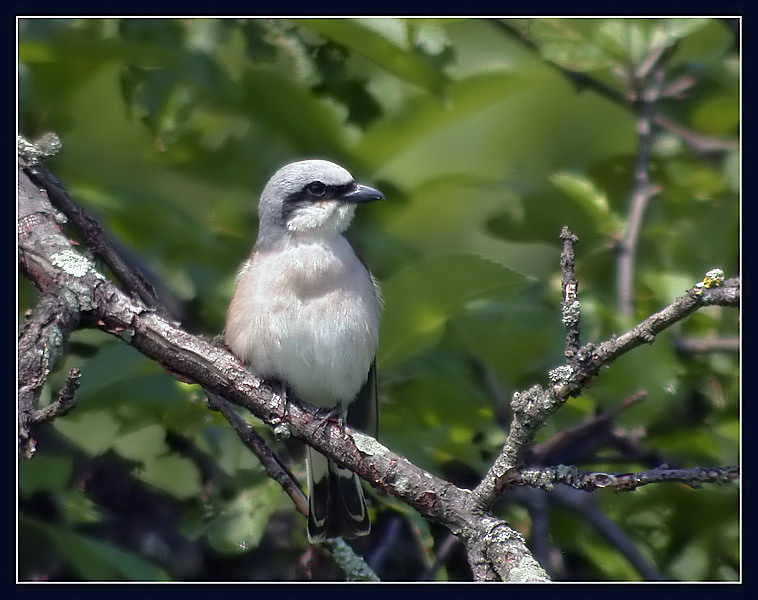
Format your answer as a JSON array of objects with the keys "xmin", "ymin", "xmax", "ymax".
[
  {"xmin": 285, "ymin": 182, "xmax": 354, "ymax": 203},
  {"xmin": 329, "ymin": 182, "xmax": 354, "ymax": 198},
  {"xmin": 281, "ymin": 181, "xmax": 355, "ymax": 221}
]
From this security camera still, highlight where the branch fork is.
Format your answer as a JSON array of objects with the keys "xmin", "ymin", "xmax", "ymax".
[{"xmin": 18, "ymin": 151, "xmax": 739, "ymax": 581}]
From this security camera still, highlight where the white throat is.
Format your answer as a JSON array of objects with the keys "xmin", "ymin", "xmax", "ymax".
[{"xmin": 286, "ymin": 201, "xmax": 356, "ymax": 236}]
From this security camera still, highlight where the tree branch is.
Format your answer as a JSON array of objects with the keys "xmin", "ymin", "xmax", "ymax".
[
  {"xmin": 512, "ymin": 464, "xmax": 740, "ymax": 492},
  {"xmin": 559, "ymin": 226, "xmax": 581, "ymax": 360},
  {"xmin": 24, "ymin": 154, "xmax": 167, "ymax": 316},
  {"xmin": 472, "ymin": 230, "xmax": 738, "ymax": 508},
  {"xmin": 31, "ymin": 367, "xmax": 81, "ymax": 423},
  {"xmin": 549, "ymin": 485, "xmax": 665, "ymax": 580},
  {"xmin": 18, "ymin": 154, "xmax": 739, "ymax": 582},
  {"xmin": 204, "ymin": 391, "xmax": 309, "ymax": 517},
  {"xmin": 617, "ymin": 63, "xmax": 664, "ymax": 320},
  {"xmin": 488, "ymin": 19, "xmax": 738, "ymax": 158},
  {"xmin": 18, "ymin": 162, "xmax": 86, "ymax": 457},
  {"xmin": 17, "ymin": 158, "xmax": 548, "ymax": 582}
]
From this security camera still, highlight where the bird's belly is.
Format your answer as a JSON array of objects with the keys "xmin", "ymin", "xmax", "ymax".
[
  {"xmin": 225, "ymin": 238, "xmax": 380, "ymax": 407},
  {"xmin": 255, "ymin": 289, "xmax": 377, "ymax": 405}
]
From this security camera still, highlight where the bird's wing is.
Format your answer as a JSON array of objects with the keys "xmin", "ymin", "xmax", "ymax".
[{"xmin": 346, "ymin": 359, "xmax": 378, "ymax": 439}]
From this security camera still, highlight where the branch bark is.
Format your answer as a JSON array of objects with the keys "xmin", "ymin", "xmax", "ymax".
[
  {"xmin": 471, "ymin": 267, "xmax": 739, "ymax": 508},
  {"xmin": 512, "ymin": 464, "xmax": 740, "ymax": 492},
  {"xmin": 17, "ymin": 154, "xmax": 739, "ymax": 581},
  {"xmin": 17, "ymin": 160, "xmax": 549, "ymax": 582}
]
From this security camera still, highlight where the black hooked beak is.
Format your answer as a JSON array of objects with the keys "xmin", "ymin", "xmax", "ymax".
[{"xmin": 340, "ymin": 183, "xmax": 384, "ymax": 204}]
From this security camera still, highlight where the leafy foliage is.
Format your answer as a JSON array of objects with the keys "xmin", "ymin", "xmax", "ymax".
[{"xmin": 18, "ymin": 17, "xmax": 739, "ymax": 581}]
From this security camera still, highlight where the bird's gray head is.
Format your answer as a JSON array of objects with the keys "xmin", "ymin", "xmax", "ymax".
[{"xmin": 256, "ymin": 159, "xmax": 383, "ymax": 245}]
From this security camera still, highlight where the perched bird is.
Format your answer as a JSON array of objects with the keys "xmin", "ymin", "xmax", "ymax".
[{"xmin": 225, "ymin": 159, "xmax": 383, "ymax": 542}]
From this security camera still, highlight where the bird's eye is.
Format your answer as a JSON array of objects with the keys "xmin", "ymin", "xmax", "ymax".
[{"xmin": 306, "ymin": 182, "xmax": 327, "ymax": 197}]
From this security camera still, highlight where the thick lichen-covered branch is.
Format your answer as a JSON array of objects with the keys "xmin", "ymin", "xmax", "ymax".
[{"xmin": 18, "ymin": 156, "xmax": 546, "ymax": 582}]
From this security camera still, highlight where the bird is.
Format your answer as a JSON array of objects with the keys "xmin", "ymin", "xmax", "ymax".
[{"xmin": 225, "ymin": 159, "xmax": 383, "ymax": 542}]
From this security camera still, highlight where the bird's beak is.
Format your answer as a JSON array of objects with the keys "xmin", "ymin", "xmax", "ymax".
[{"xmin": 340, "ymin": 183, "xmax": 384, "ymax": 204}]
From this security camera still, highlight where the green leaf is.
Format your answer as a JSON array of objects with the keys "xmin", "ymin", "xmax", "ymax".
[
  {"xmin": 378, "ymin": 253, "xmax": 531, "ymax": 368},
  {"xmin": 511, "ymin": 18, "xmax": 616, "ymax": 72},
  {"xmin": 691, "ymin": 96, "xmax": 739, "ymax": 135},
  {"xmin": 54, "ymin": 409, "xmax": 122, "ymax": 456},
  {"xmin": 112, "ymin": 423, "xmax": 169, "ymax": 461},
  {"xmin": 450, "ymin": 297, "xmax": 557, "ymax": 383},
  {"xmin": 237, "ymin": 66, "xmax": 348, "ymax": 158},
  {"xmin": 137, "ymin": 454, "xmax": 202, "ymax": 499},
  {"xmin": 380, "ymin": 356, "xmax": 493, "ymax": 472},
  {"xmin": 356, "ymin": 70, "xmax": 523, "ymax": 170},
  {"xmin": 668, "ymin": 540, "xmax": 709, "ymax": 580},
  {"xmin": 670, "ymin": 18, "xmax": 735, "ymax": 66},
  {"xmin": 204, "ymin": 478, "xmax": 283, "ymax": 553},
  {"xmin": 550, "ymin": 171, "xmax": 620, "ymax": 233},
  {"xmin": 60, "ymin": 490, "xmax": 103, "ymax": 525},
  {"xmin": 296, "ymin": 19, "xmax": 449, "ymax": 96},
  {"xmin": 640, "ymin": 270, "xmax": 697, "ymax": 304}
]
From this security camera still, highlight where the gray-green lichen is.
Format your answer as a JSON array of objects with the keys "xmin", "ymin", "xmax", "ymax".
[
  {"xmin": 352, "ymin": 431, "xmax": 389, "ymax": 457},
  {"xmin": 50, "ymin": 250, "xmax": 104, "ymax": 280},
  {"xmin": 18, "ymin": 133, "xmax": 62, "ymax": 165}
]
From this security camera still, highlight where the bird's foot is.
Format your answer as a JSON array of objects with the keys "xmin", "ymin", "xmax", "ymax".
[
  {"xmin": 313, "ymin": 406, "xmax": 346, "ymax": 433},
  {"xmin": 314, "ymin": 405, "xmax": 343, "ymax": 423}
]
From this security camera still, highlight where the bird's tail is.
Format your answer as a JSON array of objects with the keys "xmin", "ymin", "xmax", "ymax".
[{"xmin": 306, "ymin": 447, "xmax": 370, "ymax": 543}]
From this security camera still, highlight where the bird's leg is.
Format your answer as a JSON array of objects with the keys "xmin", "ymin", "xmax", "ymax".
[
  {"xmin": 313, "ymin": 406, "xmax": 346, "ymax": 436},
  {"xmin": 314, "ymin": 405, "xmax": 343, "ymax": 423},
  {"xmin": 265, "ymin": 378, "xmax": 288, "ymax": 410}
]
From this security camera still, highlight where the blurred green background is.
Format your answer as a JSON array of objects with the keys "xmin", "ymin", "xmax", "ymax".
[{"xmin": 18, "ymin": 18, "xmax": 739, "ymax": 581}]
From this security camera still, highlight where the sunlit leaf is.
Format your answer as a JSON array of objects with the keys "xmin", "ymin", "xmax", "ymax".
[
  {"xmin": 54, "ymin": 409, "xmax": 122, "ymax": 456},
  {"xmin": 550, "ymin": 171, "xmax": 621, "ymax": 234},
  {"xmin": 510, "ymin": 18, "xmax": 616, "ymax": 72},
  {"xmin": 112, "ymin": 423, "xmax": 169, "ymax": 462},
  {"xmin": 137, "ymin": 454, "xmax": 202, "ymax": 499}
]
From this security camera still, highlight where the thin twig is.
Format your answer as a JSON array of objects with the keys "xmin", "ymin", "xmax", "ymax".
[
  {"xmin": 550, "ymin": 485, "xmax": 665, "ymax": 580},
  {"xmin": 528, "ymin": 390, "xmax": 646, "ymax": 465},
  {"xmin": 31, "ymin": 368, "xmax": 81, "ymax": 423},
  {"xmin": 653, "ymin": 113, "xmax": 737, "ymax": 156},
  {"xmin": 489, "ymin": 20, "xmax": 737, "ymax": 157},
  {"xmin": 322, "ymin": 538, "xmax": 381, "ymax": 582},
  {"xmin": 205, "ymin": 391, "xmax": 308, "ymax": 517},
  {"xmin": 473, "ymin": 269, "xmax": 738, "ymax": 507},
  {"xmin": 25, "ymin": 162, "xmax": 168, "ymax": 317},
  {"xmin": 487, "ymin": 19, "xmax": 629, "ymax": 107},
  {"xmin": 513, "ymin": 464, "xmax": 740, "ymax": 492},
  {"xmin": 617, "ymin": 66, "xmax": 664, "ymax": 320},
  {"xmin": 672, "ymin": 336, "xmax": 740, "ymax": 354},
  {"xmin": 573, "ymin": 277, "xmax": 739, "ymax": 388},
  {"xmin": 559, "ymin": 227, "xmax": 581, "ymax": 360},
  {"xmin": 421, "ymin": 531, "xmax": 461, "ymax": 581}
]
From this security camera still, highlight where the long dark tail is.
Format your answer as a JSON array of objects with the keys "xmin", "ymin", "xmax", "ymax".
[{"xmin": 306, "ymin": 447, "xmax": 370, "ymax": 543}]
